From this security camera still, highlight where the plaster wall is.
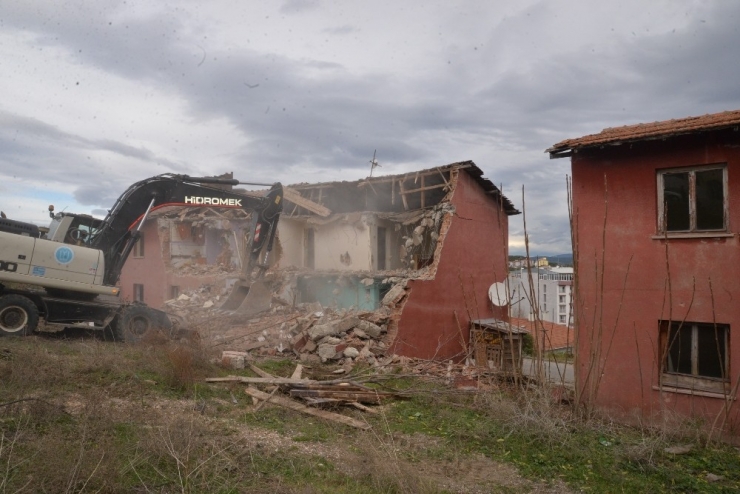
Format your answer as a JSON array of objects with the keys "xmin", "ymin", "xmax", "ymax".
[
  {"xmin": 118, "ymin": 221, "xmax": 221, "ymax": 308},
  {"xmin": 571, "ymin": 132, "xmax": 740, "ymax": 429},
  {"xmin": 391, "ymin": 170, "xmax": 510, "ymax": 360},
  {"xmin": 312, "ymin": 217, "xmax": 373, "ymax": 271},
  {"xmin": 276, "ymin": 219, "xmax": 305, "ymax": 268}
]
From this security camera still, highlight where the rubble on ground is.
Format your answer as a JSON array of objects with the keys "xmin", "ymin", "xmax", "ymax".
[{"xmin": 164, "ymin": 283, "xmax": 395, "ymax": 371}]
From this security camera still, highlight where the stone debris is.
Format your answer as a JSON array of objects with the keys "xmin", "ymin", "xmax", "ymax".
[{"xmin": 164, "ymin": 283, "xmax": 393, "ymax": 369}]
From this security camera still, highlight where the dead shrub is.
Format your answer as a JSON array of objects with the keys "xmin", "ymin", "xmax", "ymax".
[
  {"xmin": 166, "ymin": 345, "xmax": 196, "ymax": 390},
  {"xmin": 132, "ymin": 415, "xmax": 247, "ymax": 493},
  {"xmin": 476, "ymin": 386, "xmax": 578, "ymax": 447}
]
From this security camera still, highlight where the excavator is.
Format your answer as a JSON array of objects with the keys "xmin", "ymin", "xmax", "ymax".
[{"xmin": 0, "ymin": 174, "xmax": 283, "ymax": 341}]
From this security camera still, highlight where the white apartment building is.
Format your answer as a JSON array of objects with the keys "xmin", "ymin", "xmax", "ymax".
[{"xmin": 508, "ymin": 267, "xmax": 573, "ymax": 326}]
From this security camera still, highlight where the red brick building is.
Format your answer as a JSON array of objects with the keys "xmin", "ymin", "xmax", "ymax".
[{"xmin": 549, "ymin": 110, "xmax": 740, "ymax": 433}]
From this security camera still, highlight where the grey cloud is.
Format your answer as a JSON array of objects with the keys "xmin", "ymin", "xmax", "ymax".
[
  {"xmin": 3, "ymin": 1, "xmax": 740, "ymax": 254},
  {"xmin": 322, "ymin": 25, "xmax": 358, "ymax": 35},
  {"xmin": 279, "ymin": 0, "xmax": 321, "ymax": 15}
]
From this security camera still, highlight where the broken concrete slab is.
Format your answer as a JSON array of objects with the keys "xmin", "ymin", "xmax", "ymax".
[
  {"xmin": 381, "ymin": 283, "xmax": 407, "ymax": 307},
  {"xmin": 354, "ymin": 320, "xmax": 383, "ymax": 338},
  {"xmin": 318, "ymin": 344, "xmax": 339, "ymax": 361},
  {"xmin": 308, "ymin": 317, "xmax": 360, "ymax": 340}
]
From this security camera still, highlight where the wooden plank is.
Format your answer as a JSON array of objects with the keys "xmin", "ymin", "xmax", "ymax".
[
  {"xmin": 245, "ymin": 386, "xmax": 371, "ymax": 430},
  {"xmin": 355, "ymin": 167, "xmax": 471, "ymax": 187},
  {"xmin": 436, "ymin": 167, "xmax": 451, "ymax": 189},
  {"xmin": 283, "ymin": 187, "xmax": 332, "ymax": 217},
  {"xmin": 290, "ymin": 364, "xmax": 303, "ymax": 380},
  {"xmin": 398, "ymin": 180, "xmax": 409, "ymax": 210},
  {"xmin": 289, "ymin": 389, "xmax": 396, "ymax": 404},
  {"xmin": 254, "ymin": 386, "xmax": 279, "ymax": 412},
  {"xmin": 289, "ymin": 383, "xmax": 369, "ymax": 392},
  {"xmin": 398, "ymin": 183, "xmax": 448, "ymax": 195},
  {"xmin": 206, "ymin": 376, "xmax": 316, "ymax": 385},
  {"xmin": 247, "ymin": 363, "xmax": 275, "ymax": 378},
  {"xmin": 349, "ymin": 402, "xmax": 379, "ymax": 414}
]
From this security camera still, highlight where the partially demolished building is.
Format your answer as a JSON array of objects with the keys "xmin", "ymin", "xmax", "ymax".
[{"xmin": 119, "ymin": 161, "xmax": 519, "ymax": 360}]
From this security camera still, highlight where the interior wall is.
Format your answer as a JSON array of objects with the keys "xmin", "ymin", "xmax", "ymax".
[
  {"xmin": 312, "ymin": 217, "xmax": 373, "ymax": 271},
  {"xmin": 276, "ymin": 219, "xmax": 305, "ymax": 268}
]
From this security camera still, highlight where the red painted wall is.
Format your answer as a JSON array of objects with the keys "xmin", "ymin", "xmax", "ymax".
[
  {"xmin": 571, "ymin": 131, "xmax": 740, "ymax": 431},
  {"xmin": 119, "ymin": 221, "xmax": 220, "ymax": 308},
  {"xmin": 392, "ymin": 170, "xmax": 510, "ymax": 360}
]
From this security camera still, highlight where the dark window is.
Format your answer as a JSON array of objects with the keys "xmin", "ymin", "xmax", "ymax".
[
  {"xmin": 304, "ymin": 228, "xmax": 315, "ymax": 269},
  {"xmin": 659, "ymin": 166, "xmax": 726, "ymax": 233},
  {"xmin": 133, "ymin": 234, "xmax": 144, "ymax": 258},
  {"xmin": 660, "ymin": 321, "xmax": 729, "ymax": 393},
  {"xmin": 133, "ymin": 284, "xmax": 144, "ymax": 302},
  {"xmin": 377, "ymin": 226, "xmax": 387, "ymax": 270},
  {"xmin": 170, "ymin": 286, "xmax": 180, "ymax": 299}
]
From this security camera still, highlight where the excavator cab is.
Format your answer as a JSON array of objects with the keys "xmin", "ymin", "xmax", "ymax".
[{"xmin": 46, "ymin": 208, "xmax": 103, "ymax": 246}]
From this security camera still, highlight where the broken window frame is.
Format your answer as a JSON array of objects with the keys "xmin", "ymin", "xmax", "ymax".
[
  {"xmin": 657, "ymin": 164, "xmax": 728, "ymax": 234},
  {"xmin": 659, "ymin": 320, "xmax": 730, "ymax": 394}
]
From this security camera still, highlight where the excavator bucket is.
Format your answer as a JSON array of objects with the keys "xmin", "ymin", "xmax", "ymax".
[{"xmin": 219, "ymin": 280, "xmax": 272, "ymax": 316}]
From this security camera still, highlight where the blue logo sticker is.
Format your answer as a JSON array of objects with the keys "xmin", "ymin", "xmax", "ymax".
[
  {"xmin": 54, "ymin": 246, "xmax": 75, "ymax": 265},
  {"xmin": 32, "ymin": 266, "xmax": 46, "ymax": 276}
]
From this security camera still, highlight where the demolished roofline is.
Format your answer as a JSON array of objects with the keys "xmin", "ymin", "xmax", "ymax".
[{"xmin": 287, "ymin": 161, "xmax": 520, "ymax": 215}]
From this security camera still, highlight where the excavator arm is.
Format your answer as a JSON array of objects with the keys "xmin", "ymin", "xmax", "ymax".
[{"xmin": 88, "ymin": 174, "xmax": 283, "ymax": 287}]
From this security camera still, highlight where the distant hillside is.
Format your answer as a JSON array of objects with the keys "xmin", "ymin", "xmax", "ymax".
[
  {"xmin": 548, "ymin": 253, "xmax": 573, "ymax": 266},
  {"xmin": 508, "ymin": 253, "xmax": 573, "ymax": 266}
]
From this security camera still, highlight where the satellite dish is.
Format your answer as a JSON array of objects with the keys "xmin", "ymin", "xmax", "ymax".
[{"xmin": 488, "ymin": 281, "xmax": 510, "ymax": 307}]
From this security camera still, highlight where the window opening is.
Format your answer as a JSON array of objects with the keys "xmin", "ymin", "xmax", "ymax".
[
  {"xmin": 305, "ymin": 228, "xmax": 315, "ymax": 269},
  {"xmin": 377, "ymin": 226, "xmax": 387, "ymax": 270},
  {"xmin": 133, "ymin": 284, "xmax": 144, "ymax": 302},
  {"xmin": 133, "ymin": 234, "xmax": 145, "ymax": 258},
  {"xmin": 660, "ymin": 320, "xmax": 729, "ymax": 393},
  {"xmin": 658, "ymin": 165, "xmax": 727, "ymax": 233}
]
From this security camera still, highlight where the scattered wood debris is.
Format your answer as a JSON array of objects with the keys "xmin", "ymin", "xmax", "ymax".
[
  {"xmin": 244, "ymin": 386, "xmax": 370, "ymax": 430},
  {"xmin": 206, "ymin": 363, "xmax": 405, "ymax": 429}
]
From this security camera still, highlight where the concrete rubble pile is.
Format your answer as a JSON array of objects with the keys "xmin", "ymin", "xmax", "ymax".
[{"xmin": 162, "ymin": 281, "xmax": 407, "ymax": 371}]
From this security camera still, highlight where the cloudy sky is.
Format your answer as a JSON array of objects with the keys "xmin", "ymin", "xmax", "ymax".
[{"xmin": 1, "ymin": 0, "xmax": 738, "ymax": 255}]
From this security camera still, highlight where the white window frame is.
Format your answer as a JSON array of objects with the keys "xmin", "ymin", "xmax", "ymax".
[{"xmin": 656, "ymin": 164, "xmax": 728, "ymax": 234}]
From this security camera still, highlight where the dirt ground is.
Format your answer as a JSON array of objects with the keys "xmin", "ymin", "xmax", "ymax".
[{"xmin": 59, "ymin": 388, "xmax": 570, "ymax": 494}]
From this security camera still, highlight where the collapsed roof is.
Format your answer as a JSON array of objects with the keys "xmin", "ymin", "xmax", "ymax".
[{"xmin": 283, "ymin": 160, "xmax": 520, "ymax": 216}]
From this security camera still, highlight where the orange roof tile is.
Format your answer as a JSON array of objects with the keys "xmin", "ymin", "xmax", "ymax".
[
  {"xmin": 510, "ymin": 317, "xmax": 574, "ymax": 351},
  {"xmin": 547, "ymin": 109, "xmax": 740, "ymax": 157}
]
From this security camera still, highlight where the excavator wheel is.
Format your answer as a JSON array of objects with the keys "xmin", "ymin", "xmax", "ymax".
[
  {"xmin": 0, "ymin": 294, "xmax": 39, "ymax": 336},
  {"xmin": 115, "ymin": 305, "xmax": 172, "ymax": 343}
]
